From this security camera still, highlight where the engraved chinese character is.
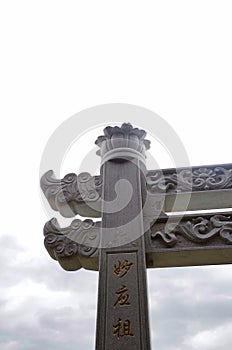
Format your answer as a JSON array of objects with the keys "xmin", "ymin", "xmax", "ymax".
[
  {"xmin": 114, "ymin": 285, "xmax": 130, "ymax": 307},
  {"xmin": 113, "ymin": 318, "xmax": 134, "ymax": 339},
  {"xmin": 114, "ymin": 259, "xmax": 133, "ymax": 278}
]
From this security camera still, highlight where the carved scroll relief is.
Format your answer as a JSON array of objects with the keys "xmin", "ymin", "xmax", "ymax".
[
  {"xmin": 44, "ymin": 218, "xmax": 100, "ymax": 271},
  {"xmin": 151, "ymin": 214, "xmax": 232, "ymax": 248},
  {"xmin": 40, "ymin": 170, "xmax": 102, "ymax": 217}
]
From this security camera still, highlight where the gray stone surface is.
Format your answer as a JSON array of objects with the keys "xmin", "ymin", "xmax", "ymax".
[{"xmin": 95, "ymin": 124, "xmax": 151, "ymax": 350}]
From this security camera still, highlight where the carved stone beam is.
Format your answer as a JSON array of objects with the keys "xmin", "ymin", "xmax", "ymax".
[
  {"xmin": 147, "ymin": 163, "xmax": 232, "ymax": 212},
  {"xmin": 40, "ymin": 171, "xmax": 102, "ymax": 218},
  {"xmin": 44, "ymin": 210, "xmax": 232, "ymax": 272},
  {"xmin": 146, "ymin": 210, "xmax": 232, "ymax": 268},
  {"xmin": 41, "ymin": 163, "xmax": 232, "ymax": 218},
  {"xmin": 44, "ymin": 218, "xmax": 100, "ymax": 271},
  {"xmin": 40, "ymin": 169, "xmax": 165, "ymax": 226}
]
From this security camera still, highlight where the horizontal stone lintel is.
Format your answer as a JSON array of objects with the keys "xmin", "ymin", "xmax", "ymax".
[
  {"xmin": 164, "ymin": 188, "xmax": 232, "ymax": 212},
  {"xmin": 52, "ymin": 244, "xmax": 232, "ymax": 271},
  {"xmin": 45, "ymin": 209, "xmax": 232, "ymax": 271},
  {"xmin": 147, "ymin": 210, "xmax": 232, "ymax": 268},
  {"xmin": 146, "ymin": 246, "xmax": 232, "ymax": 268},
  {"xmin": 41, "ymin": 163, "xmax": 232, "ymax": 218},
  {"xmin": 147, "ymin": 163, "xmax": 232, "ymax": 212}
]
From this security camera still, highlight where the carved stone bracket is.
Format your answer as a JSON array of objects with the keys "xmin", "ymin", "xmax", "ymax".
[
  {"xmin": 44, "ymin": 218, "xmax": 100, "ymax": 271},
  {"xmin": 40, "ymin": 170, "xmax": 102, "ymax": 217},
  {"xmin": 147, "ymin": 164, "xmax": 232, "ymax": 193}
]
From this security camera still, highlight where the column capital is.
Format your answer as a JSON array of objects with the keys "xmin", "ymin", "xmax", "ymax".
[{"xmin": 95, "ymin": 123, "xmax": 150, "ymax": 164}]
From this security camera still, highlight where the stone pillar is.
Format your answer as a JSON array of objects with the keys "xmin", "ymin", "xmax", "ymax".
[{"xmin": 95, "ymin": 123, "xmax": 151, "ymax": 350}]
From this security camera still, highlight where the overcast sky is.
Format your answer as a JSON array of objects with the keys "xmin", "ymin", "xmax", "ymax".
[{"xmin": 1, "ymin": 1, "xmax": 232, "ymax": 349}]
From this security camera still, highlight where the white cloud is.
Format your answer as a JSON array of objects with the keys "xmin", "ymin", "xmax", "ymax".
[
  {"xmin": 183, "ymin": 322, "xmax": 232, "ymax": 350},
  {"xmin": 0, "ymin": 341, "xmax": 19, "ymax": 350}
]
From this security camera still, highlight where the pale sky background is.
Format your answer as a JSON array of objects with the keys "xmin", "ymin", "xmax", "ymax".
[{"xmin": 1, "ymin": 1, "xmax": 232, "ymax": 349}]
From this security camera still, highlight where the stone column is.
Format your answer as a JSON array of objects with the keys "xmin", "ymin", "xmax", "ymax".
[{"xmin": 95, "ymin": 123, "xmax": 151, "ymax": 350}]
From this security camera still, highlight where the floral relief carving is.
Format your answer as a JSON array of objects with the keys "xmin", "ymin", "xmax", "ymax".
[{"xmin": 147, "ymin": 166, "xmax": 232, "ymax": 193}]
